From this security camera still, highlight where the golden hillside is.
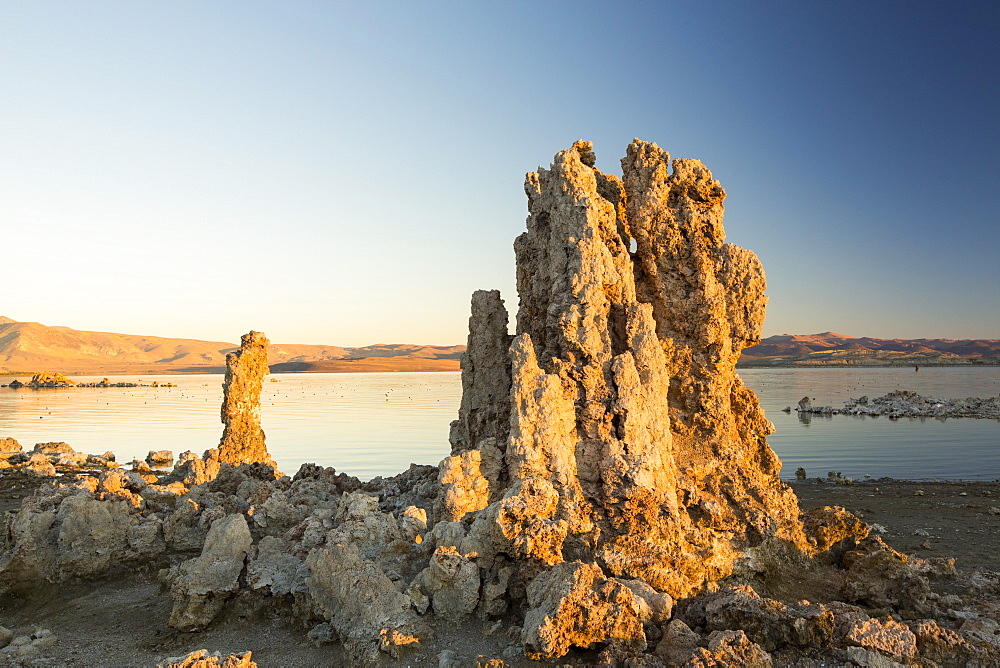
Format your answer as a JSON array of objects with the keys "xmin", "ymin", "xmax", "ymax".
[{"xmin": 0, "ymin": 318, "xmax": 462, "ymax": 374}]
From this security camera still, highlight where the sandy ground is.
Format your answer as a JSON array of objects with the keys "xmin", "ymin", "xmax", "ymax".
[
  {"xmin": 792, "ymin": 478, "xmax": 1000, "ymax": 574},
  {"xmin": 2, "ymin": 475, "xmax": 1000, "ymax": 666}
]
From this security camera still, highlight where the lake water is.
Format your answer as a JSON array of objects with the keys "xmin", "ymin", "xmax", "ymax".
[{"xmin": 1, "ymin": 368, "xmax": 998, "ymax": 481}]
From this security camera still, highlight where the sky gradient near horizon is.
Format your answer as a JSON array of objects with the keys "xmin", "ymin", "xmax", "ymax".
[{"xmin": 3, "ymin": 1, "xmax": 998, "ymax": 346}]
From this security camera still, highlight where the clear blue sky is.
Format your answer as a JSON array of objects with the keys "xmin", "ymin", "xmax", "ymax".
[{"xmin": 2, "ymin": 1, "xmax": 998, "ymax": 345}]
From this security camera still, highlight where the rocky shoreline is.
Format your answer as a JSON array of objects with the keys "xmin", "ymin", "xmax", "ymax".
[
  {"xmin": 792, "ymin": 389, "xmax": 1000, "ymax": 420},
  {"xmin": 739, "ymin": 354, "xmax": 1000, "ymax": 368},
  {"xmin": 2, "ymin": 371, "xmax": 175, "ymax": 389},
  {"xmin": 3, "ymin": 468, "xmax": 1000, "ymax": 666},
  {"xmin": 2, "ymin": 140, "xmax": 999, "ymax": 667}
]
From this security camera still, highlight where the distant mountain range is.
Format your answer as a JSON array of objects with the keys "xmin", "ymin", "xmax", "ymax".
[
  {"xmin": 739, "ymin": 332, "xmax": 1000, "ymax": 367},
  {"xmin": 0, "ymin": 317, "xmax": 462, "ymax": 375},
  {"xmin": 1, "ymin": 318, "xmax": 997, "ymax": 375}
]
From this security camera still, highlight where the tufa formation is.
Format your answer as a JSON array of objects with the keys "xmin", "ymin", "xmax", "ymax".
[
  {"xmin": 212, "ymin": 330, "xmax": 276, "ymax": 470},
  {"xmin": 440, "ymin": 139, "xmax": 806, "ymax": 604}
]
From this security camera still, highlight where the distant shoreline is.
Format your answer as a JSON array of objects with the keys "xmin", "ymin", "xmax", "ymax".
[
  {"xmin": 0, "ymin": 358, "xmax": 462, "ymax": 377},
  {"xmin": 737, "ymin": 360, "xmax": 1000, "ymax": 368},
  {"xmin": 4, "ymin": 361, "xmax": 1000, "ymax": 378},
  {"xmin": 4, "ymin": 317, "xmax": 998, "ymax": 375}
]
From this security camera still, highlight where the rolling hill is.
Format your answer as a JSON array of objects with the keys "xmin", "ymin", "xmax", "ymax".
[
  {"xmin": 0, "ymin": 318, "xmax": 463, "ymax": 375},
  {"xmin": 2, "ymin": 318, "xmax": 996, "ymax": 375},
  {"xmin": 739, "ymin": 332, "xmax": 1000, "ymax": 367}
]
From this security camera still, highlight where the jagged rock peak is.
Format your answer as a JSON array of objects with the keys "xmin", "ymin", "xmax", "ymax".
[
  {"xmin": 441, "ymin": 140, "xmax": 807, "ymax": 614},
  {"xmin": 448, "ymin": 290, "xmax": 513, "ymax": 458},
  {"xmin": 213, "ymin": 330, "xmax": 276, "ymax": 470}
]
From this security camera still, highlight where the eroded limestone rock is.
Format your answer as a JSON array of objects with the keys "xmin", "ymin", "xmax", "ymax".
[
  {"xmin": 907, "ymin": 618, "xmax": 998, "ymax": 665},
  {"xmin": 447, "ymin": 289, "xmax": 513, "ymax": 459},
  {"xmin": 167, "ymin": 513, "xmax": 252, "ymax": 631},
  {"xmin": 0, "ymin": 441, "xmax": 120, "ymax": 476},
  {"xmin": 521, "ymin": 561, "xmax": 644, "ymax": 659},
  {"xmin": 27, "ymin": 372, "xmax": 76, "ymax": 388},
  {"xmin": 169, "ymin": 450, "xmax": 221, "ymax": 487},
  {"xmin": 802, "ymin": 505, "xmax": 870, "ymax": 555},
  {"xmin": 306, "ymin": 542, "xmax": 420, "ymax": 664},
  {"xmin": 0, "ymin": 440, "xmax": 25, "ymax": 470},
  {"xmin": 801, "ymin": 389, "xmax": 1000, "ymax": 420},
  {"xmin": 0, "ymin": 627, "xmax": 58, "ymax": 663},
  {"xmin": 410, "ymin": 545, "xmax": 480, "ymax": 621},
  {"xmin": 654, "ymin": 619, "xmax": 702, "ymax": 664},
  {"xmin": 23, "ymin": 453, "xmax": 56, "ymax": 477},
  {"xmin": 156, "ymin": 649, "xmax": 256, "ymax": 668},
  {"xmin": 689, "ymin": 629, "xmax": 774, "ymax": 667},
  {"xmin": 215, "ymin": 331, "xmax": 276, "ymax": 469},
  {"xmin": 0, "ymin": 476, "xmax": 165, "ymax": 592},
  {"xmin": 146, "ymin": 450, "xmax": 174, "ymax": 466},
  {"xmin": 842, "ymin": 536, "xmax": 931, "ymax": 612},
  {"xmin": 436, "ymin": 449, "xmax": 490, "ymax": 523},
  {"xmin": 246, "ymin": 535, "xmax": 308, "ymax": 596},
  {"xmin": 844, "ymin": 617, "xmax": 917, "ymax": 662},
  {"xmin": 677, "ymin": 584, "xmax": 834, "ymax": 652},
  {"xmin": 440, "ymin": 140, "xmax": 809, "ymax": 654}
]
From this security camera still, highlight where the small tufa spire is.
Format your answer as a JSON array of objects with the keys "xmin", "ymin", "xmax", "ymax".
[{"xmin": 213, "ymin": 330, "xmax": 277, "ymax": 471}]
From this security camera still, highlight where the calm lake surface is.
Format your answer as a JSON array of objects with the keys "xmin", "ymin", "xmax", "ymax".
[{"xmin": 1, "ymin": 368, "xmax": 998, "ymax": 481}]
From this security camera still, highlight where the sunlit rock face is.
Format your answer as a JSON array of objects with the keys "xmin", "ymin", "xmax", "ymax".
[
  {"xmin": 212, "ymin": 330, "xmax": 276, "ymax": 470},
  {"xmin": 441, "ymin": 140, "xmax": 808, "ymax": 609}
]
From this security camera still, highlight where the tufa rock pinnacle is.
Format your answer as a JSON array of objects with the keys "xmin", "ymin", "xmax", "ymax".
[
  {"xmin": 439, "ymin": 139, "xmax": 809, "ymax": 656},
  {"xmin": 212, "ymin": 330, "xmax": 277, "ymax": 470}
]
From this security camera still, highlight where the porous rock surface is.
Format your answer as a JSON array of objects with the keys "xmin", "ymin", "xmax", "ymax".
[
  {"xmin": 521, "ymin": 560, "xmax": 644, "ymax": 659},
  {"xmin": 213, "ymin": 330, "xmax": 276, "ymax": 469},
  {"xmin": 27, "ymin": 372, "xmax": 76, "ymax": 388},
  {"xmin": 798, "ymin": 389, "xmax": 1000, "ymax": 420},
  {"xmin": 0, "ymin": 439, "xmax": 116, "ymax": 473},
  {"xmin": 156, "ymin": 649, "xmax": 256, "ymax": 668},
  {"xmin": 0, "ymin": 468, "xmax": 167, "ymax": 592},
  {"xmin": 0, "ymin": 627, "xmax": 58, "ymax": 663},
  {"xmin": 437, "ymin": 139, "xmax": 808, "ymax": 655},
  {"xmin": 166, "ymin": 513, "xmax": 253, "ymax": 631}
]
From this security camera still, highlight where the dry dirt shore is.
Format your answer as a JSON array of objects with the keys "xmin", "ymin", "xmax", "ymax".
[
  {"xmin": 2, "ymin": 473, "xmax": 998, "ymax": 667},
  {"xmin": 792, "ymin": 478, "xmax": 1000, "ymax": 574}
]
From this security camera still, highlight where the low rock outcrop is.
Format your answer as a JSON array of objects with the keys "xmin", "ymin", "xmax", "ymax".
[
  {"xmin": 157, "ymin": 649, "xmax": 256, "ymax": 668},
  {"xmin": 522, "ymin": 561, "xmax": 645, "ymax": 659},
  {"xmin": 0, "ymin": 470, "xmax": 165, "ymax": 592},
  {"xmin": 3, "ymin": 376, "xmax": 172, "ymax": 389},
  {"xmin": 409, "ymin": 545, "xmax": 480, "ymax": 621},
  {"xmin": 166, "ymin": 513, "xmax": 252, "ymax": 631},
  {"xmin": 146, "ymin": 450, "xmax": 174, "ymax": 466},
  {"xmin": 0, "ymin": 627, "xmax": 58, "ymax": 664},
  {"xmin": 27, "ymin": 372, "xmax": 76, "ymax": 388},
  {"xmin": 797, "ymin": 389, "xmax": 1000, "ymax": 420},
  {"xmin": 0, "ymin": 439, "xmax": 117, "ymax": 474}
]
